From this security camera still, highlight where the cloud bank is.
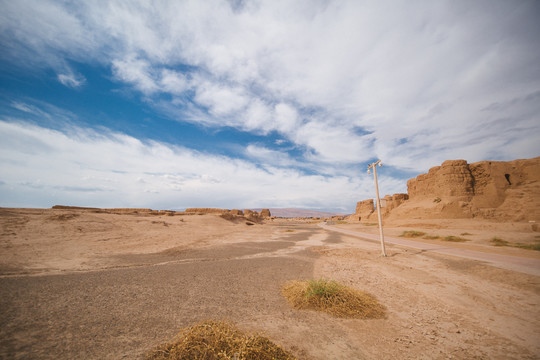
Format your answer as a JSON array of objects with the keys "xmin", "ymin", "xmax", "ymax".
[
  {"xmin": 0, "ymin": 119, "xmax": 400, "ymax": 210},
  {"xmin": 0, "ymin": 0, "xmax": 539, "ymax": 210}
]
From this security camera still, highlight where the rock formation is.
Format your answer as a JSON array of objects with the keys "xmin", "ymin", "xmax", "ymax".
[
  {"xmin": 355, "ymin": 156, "xmax": 540, "ymax": 222},
  {"xmin": 243, "ymin": 209, "xmax": 256, "ymax": 217},
  {"xmin": 355, "ymin": 199, "xmax": 374, "ymax": 221},
  {"xmin": 184, "ymin": 208, "xmax": 229, "ymax": 214},
  {"xmin": 51, "ymin": 206, "xmax": 156, "ymax": 214},
  {"xmin": 382, "ymin": 193, "xmax": 409, "ymax": 214},
  {"xmin": 260, "ymin": 209, "xmax": 271, "ymax": 218}
]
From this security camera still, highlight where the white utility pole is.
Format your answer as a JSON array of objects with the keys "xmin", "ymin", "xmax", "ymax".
[{"xmin": 368, "ymin": 160, "xmax": 387, "ymax": 257}]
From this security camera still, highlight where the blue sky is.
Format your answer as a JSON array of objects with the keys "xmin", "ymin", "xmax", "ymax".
[{"xmin": 1, "ymin": 0, "xmax": 539, "ymax": 212}]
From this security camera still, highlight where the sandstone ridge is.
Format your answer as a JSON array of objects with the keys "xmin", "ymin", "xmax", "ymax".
[
  {"xmin": 185, "ymin": 208, "xmax": 271, "ymax": 218},
  {"xmin": 50, "ymin": 206, "xmax": 272, "ymax": 218},
  {"xmin": 354, "ymin": 156, "xmax": 540, "ymax": 222}
]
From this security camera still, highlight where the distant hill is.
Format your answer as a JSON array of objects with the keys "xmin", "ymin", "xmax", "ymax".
[{"xmin": 253, "ymin": 208, "xmax": 349, "ymax": 218}]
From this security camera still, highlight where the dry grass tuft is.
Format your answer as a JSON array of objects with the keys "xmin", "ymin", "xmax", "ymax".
[
  {"xmin": 401, "ymin": 231, "xmax": 469, "ymax": 242},
  {"xmin": 491, "ymin": 237, "xmax": 509, "ymax": 246},
  {"xmin": 282, "ymin": 279, "xmax": 386, "ymax": 319},
  {"xmin": 442, "ymin": 235, "xmax": 468, "ymax": 242},
  {"xmin": 514, "ymin": 242, "xmax": 540, "ymax": 251},
  {"xmin": 145, "ymin": 320, "xmax": 296, "ymax": 360},
  {"xmin": 491, "ymin": 237, "xmax": 540, "ymax": 251},
  {"xmin": 400, "ymin": 230, "xmax": 426, "ymax": 238}
]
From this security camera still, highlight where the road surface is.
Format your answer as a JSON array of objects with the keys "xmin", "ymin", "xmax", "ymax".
[{"xmin": 319, "ymin": 222, "xmax": 540, "ymax": 276}]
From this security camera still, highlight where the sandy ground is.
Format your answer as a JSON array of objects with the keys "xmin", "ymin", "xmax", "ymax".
[
  {"xmin": 320, "ymin": 223, "xmax": 540, "ymax": 276},
  {"xmin": 1, "ymin": 208, "xmax": 539, "ymax": 359}
]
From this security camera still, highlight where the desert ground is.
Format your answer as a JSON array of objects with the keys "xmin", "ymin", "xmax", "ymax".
[{"xmin": 1, "ymin": 207, "xmax": 539, "ymax": 359}]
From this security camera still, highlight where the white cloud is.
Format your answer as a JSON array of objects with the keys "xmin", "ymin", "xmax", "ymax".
[
  {"xmin": 273, "ymin": 103, "xmax": 299, "ymax": 134},
  {"xmin": 111, "ymin": 57, "xmax": 158, "ymax": 94},
  {"xmin": 159, "ymin": 69, "xmax": 189, "ymax": 95},
  {"xmin": 57, "ymin": 71, "xmax": 86, "ymax": 88},
  {"xmin": 0, "ymin": 120, "xmax": 389, "ymax": 211},
  {"xmin": 11, "ymin": 101, "xmax": 48, "ymax": 116},
  {"xmin": 193, "ymin": 81, "xmax": 250, "ymax": 116},
  {"xmin": 293, "ymin": 121, "xmax": 373, "ymax": 163},
  {"xmin": 0, "ymin": 0, "xmax": 99, "ymax": 69},
  {"xmin": 1, "ymin": 0, "xmax": 539, "ymax": 174},
  {"xmin": 245, "ymin": 144, "xmax": 299, "ymax": 168},
  {"xmin": 242, "ymin": 99, "xmax": 273, "ymax": 132}
]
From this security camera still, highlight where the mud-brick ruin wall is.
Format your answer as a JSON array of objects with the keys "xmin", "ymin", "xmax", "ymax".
[
  {"xmin": 356, "ymin": 157, "xmax": 540, "ymax": 222},
  {"xmin": 407, "ymin": 160, "xmax": 473, "ymax": 199}
]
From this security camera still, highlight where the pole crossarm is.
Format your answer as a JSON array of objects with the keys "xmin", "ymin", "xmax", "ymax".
[
  {"xmin": 367, "ymin": 160, "xmax": 387, "ymax": 257},
  {"xmin": 367, "ymin": 160, "xmax": 382, "ymax": 170}
]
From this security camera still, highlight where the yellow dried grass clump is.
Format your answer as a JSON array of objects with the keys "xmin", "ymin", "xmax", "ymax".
[
  {"xmin": 145, "ymin": 320, "xmax": 296, "ymax": 360},
  {"xmin": 282, "ymin": 279, "xmax": 386, "ymax": 319}
]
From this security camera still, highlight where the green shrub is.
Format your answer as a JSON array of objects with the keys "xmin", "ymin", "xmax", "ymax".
[{"xmin": 305, "ymin": 279, "xmax": 342, "ymax": 299}]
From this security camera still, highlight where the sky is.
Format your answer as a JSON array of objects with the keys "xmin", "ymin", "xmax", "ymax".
[{"xmin": 0, "ymin": 0, "xmax": 539, "ymax": 212}]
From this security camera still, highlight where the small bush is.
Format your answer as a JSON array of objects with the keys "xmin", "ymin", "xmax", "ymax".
[
  {"xmin": 442, "ymin": 236, "xmax": 468, "ymax": 242},
  {"xmin": 423, "ymin": 235, "xmax": 440, "ymax": 240},
  {"xmin": 145, "ymin": 320, "xmax": 296, "ymax": 360},
  {"xmin": 511, "ymin": 243, "xmax": 540, "ymax": 251},
  {"xmin": 491, "ymin": 237, "xmax": 509, "ymax": 246},
  {"xmin": 460, "ymin": 232, "xmax": 473, "ymax": 236},
  {"xmin": 282, "ymin": 279, "xmax": 386, "ymax": 319},
  {"xmin": 305, "ymin": 279, "xmax": 341, "ymax": 299},
  {"xmin": 514, "ymin": 243, "xmax": 540, "ymax": 251},
  {"xmin": 400, "ymin": 230, "xmax": 426, "ymax": 238},
  {"xmin": 433, "ymin": 197, "xmax": 442, "ymax": 203},
  {"xmin": 490, "ymin": 237, "xmax": 540, "ymax": 251}
]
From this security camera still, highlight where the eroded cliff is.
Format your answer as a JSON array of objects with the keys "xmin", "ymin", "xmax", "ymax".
[{"xmin": 355, "ymin": 157, "xmax": 540, "ymax": 222}]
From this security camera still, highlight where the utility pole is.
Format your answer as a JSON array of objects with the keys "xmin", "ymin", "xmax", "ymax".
[{"xmin": 368, "ymin": 160, "xmax": 387, "ymax": 257}]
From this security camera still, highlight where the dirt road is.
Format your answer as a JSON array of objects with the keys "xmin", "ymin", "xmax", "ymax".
[{"xmin": 319, "ymin": 223, "xmax": 540, "ymax": 276}]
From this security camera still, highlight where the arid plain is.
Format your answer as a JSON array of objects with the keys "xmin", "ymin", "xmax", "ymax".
[{"xmin": 1, "ymin": 206, "xmax": 539, "ymax": 359}]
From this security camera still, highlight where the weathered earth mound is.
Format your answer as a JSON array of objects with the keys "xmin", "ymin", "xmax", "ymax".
[
  {"xmin": 184, "ymin": 208, "xmax": 229, "ymax": 214},
  {"xmin": 356, "ymin": 156, "xmax": 540, "ymax": 222}
]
